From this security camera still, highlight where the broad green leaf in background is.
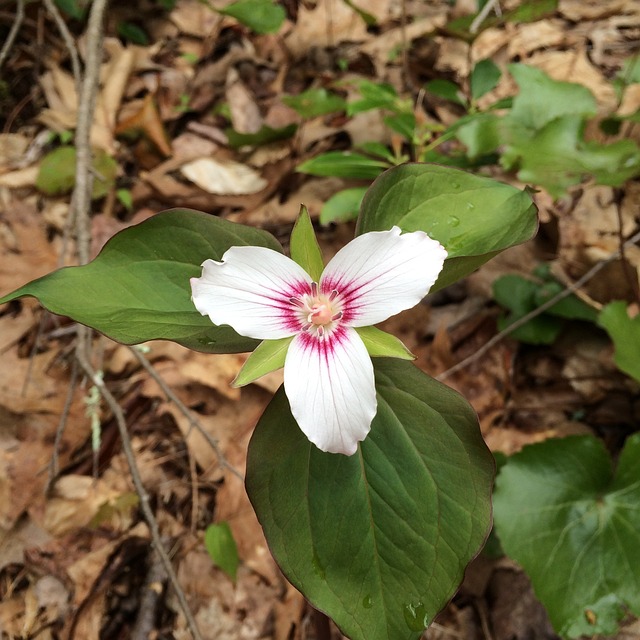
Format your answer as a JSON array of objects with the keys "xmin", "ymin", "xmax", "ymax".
[
  {"xmin": 218, "ymin": 0, "xmax": 286, "ymax": 34},
  {"xmin": 320, "ymin": 187, "xmax": 368, "ymax": 224},
  {"xmin": 598, "ymin": 301, "xmax": 640, "ymax": 383},
  {"xmin": 0, "ymin": 210, "xmax": 282, "ymax": 353},
  {"xmin": 297, "ymin": 151, "xmax": 389, "ymax": 180},
  {"xmin": 470, "ymin": 59, "xmax": 501, "ymax": 101},
  {"xmin": 36, "ymin": 146, "xmax": 118, "ymax": 199},
  {"xmin": 501, "ymin": 115, "xmax": 640, "ymax": 196},
  {"xmin": 356, "ymin": 164, "xmax": 538, "ymax": 292},
  {"xmin": 282, "ymin": 88, "xmax": 347, "ymax": 118},
  {"xmin": 507, "ymin": 63, "xmax": 597, "ymax": 130},
  {"xmin": 494, "ymin": 434, "xmax": 640, "ymax": 638},
  {"xmin": 493, "ymin": 273, "xmax": 597, "ymax": 344},
  {"xmin": 204, "ymin": 522, "xmax": 240, "ymax": 582},
  {"xmin": 246, "ymin": 358, "xmax": 494, "ymax": 640},
  {"xmin": 456, "ymin": 113, "xmax": 501, "ymax": 158}
]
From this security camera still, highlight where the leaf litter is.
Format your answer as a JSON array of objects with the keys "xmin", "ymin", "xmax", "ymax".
[{"xmin": 1, "ymin": 0, "xmax": 640, "ymax": 637}]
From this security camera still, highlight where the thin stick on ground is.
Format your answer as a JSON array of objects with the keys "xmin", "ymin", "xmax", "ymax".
[
  {"xmin": 128, "ymin": 346, "xmax": 244, "ymax": 481},
  {"xmin": 76, "ymin": 353, "xmax": 204, "ymax": 640},
  {"xmin": 0, "ymin": 0, "xmax": 25, "ymax": 72},
  {"xmin": 437, "ymin": 228, "xmax": 640, "ymax": 381}
]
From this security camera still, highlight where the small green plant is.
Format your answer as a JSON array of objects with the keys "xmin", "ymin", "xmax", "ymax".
[{"xmin": 492, "ymin": 265, "xmax": 598, "ymax": 345}]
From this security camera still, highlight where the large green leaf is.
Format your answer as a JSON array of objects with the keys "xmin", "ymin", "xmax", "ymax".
[
  {"xmin": 493, "ymin": 434, "xmax": 640, "ymax": 638},
  {"xmin": 0, "ymin": 209, "xmax": 282, "ymax": 353},
  {"xmin": 246, "ymin": 358, "xmax": 494, "ymax": 640},
  {"xmin": 507, "ymin": 63, "xmax": 597, "ymax": 131},
  {"xmin": 356, "ymin": 164, "xmax": 538, "ymax": 291}
]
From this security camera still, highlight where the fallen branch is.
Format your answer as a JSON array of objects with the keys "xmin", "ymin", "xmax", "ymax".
[{"xmin": 76, "ymin": 353, "xmax": 205, "ymax": 640}]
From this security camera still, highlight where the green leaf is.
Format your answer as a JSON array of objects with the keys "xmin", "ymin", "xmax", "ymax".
[
  {"xmin": 320, "ymin": 187, "xmax": 367, "ymax": 225},
  {"xmin": 425, "ymin": 79, "xmax": 466, "ymax": 106},
  {"xmin": 204, "ymin": 522, "xmax": 240, "ymax": 582},
  {"xmin": 36, "ymin": 146, "xmax": 118, "ymax": 199},
  {"xmin": 226, "ymin": 123, "xmax": 297, "ymax": 148},
  {"xmin": 384, "ymin": 113, "xmax": 416, "ymax": 140},
  {"xmin": 456, "ymin": 113, "xmax": 501, "ymax": 158},
  {"xmin": 508, "ymin": 63, "xmax": 597, "ymax": 131},
  {"xmin": 233, "ymin": 336, "xmax": 293, "ymax": 387},
  {"xmin": 0, "ymin": 209, "xmax": 282, "ymax": 353},
  {"xmin": 502, "ymin": 115, "xmax": 640, "ymax": 196},
  {"xmin": 492, "ymin": 274, "xmax": 596, "ymax": 344},
  {"xmin": 246, "ymin": 358, "xmax": 494, "ymax": 640},
  {"xmin": 598, "ymin": 301, "xmax": 640, "ymax": 383},
  {"xmin": 342, "ymin": 0, "xmax": 377, "ymax": 26},
  {"xmin": 54, "ymin": 0, "xmax": 88, "ymax": 19},
  {"xmin": 355, "ymin": 326, "xmax": 414, "ymax": 360},
  {"xmin": 356, "ymin": 164, "xmax": 538, "ymax": 292},
  {"xmin": 117, "ymin": 22, "xmax": 149, "ymax": 45},
  {"xmin": 218, "ymin": 0, "xmax": 286, "ymax": 33},
  {"xmin": 493, "ymin": 434, "xmax": 640, "ymax": 638},
  {"xmin": 282, "ymin": 88, "xmax": 346, "ymax": 118},
  {"xmin": 297, "ymin": 152, "xmax": 389, "ymax": 180},
  {"xmin": 493, "ymin": 275, "xmax": 562, "ymax": 344},
  {"xmin": 290, "ymin": 205, "xmax": 324, "ymax": 281},
  {"xmin": 505, "ymin": 0, "xmax": 558, "ymax": 23},
  {"xmin": 348, "ymin": 81, "xmax": 399, "ymax": 115},
  {"xmin": 470, "ymin": 59, "xmax": 501, "ymax": 101}
]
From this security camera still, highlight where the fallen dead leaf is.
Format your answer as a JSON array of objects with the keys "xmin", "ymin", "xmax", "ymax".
[{"xmin": 180, "ymin": 157, "xmax": 268, "ymax": 195}]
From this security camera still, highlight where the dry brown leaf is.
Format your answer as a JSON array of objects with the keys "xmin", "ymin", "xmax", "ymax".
[
  {"xmin": 170, "ymin": 0, "xmax": 222, "ymax": 37},
  {"xmin": 226, "ymin": 68, "xmax": 263, "ymax": 134},
  {"xmin": 42, "ymin": 475, "xmax": 132, "ymax": 537},
  {"xmin": 180, "ymin": 157, "xmax": 268, "ymax": 194},
  {"xmin": 115, "ymin": 93, "xmax": 172, "ymax": 156},
  {"xmin": 0, "ymin": 134, "xmax": 30, "ymax": 170}
]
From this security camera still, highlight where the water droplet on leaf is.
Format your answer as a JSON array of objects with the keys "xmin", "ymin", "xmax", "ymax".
[
  {"xmin": 403, "ymin": 601, "xmax": 429, "ymax": 632},
  {"xmin": 447, "ymin": 215, "xmax": 460, "ymax": 227},
  {"xmin": 362, "ymin": 595, "xmax": 373, "ymax": 609}
]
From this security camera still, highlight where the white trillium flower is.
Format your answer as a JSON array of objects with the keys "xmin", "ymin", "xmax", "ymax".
[{"xmin": 190, "ymin": 226, "xmax": 447, "ymax": 456}]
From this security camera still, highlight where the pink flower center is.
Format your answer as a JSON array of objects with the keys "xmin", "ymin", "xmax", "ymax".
[{"xmin": 290, "ymin": 282, "xmax": 343, "ymax": 338}]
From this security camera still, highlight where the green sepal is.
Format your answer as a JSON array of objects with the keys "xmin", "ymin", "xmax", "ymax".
[
  {"xmin": 233, "ymin": 336, "xmax": 294, "ymax": 387},
  {"xmin": 355, "ymin": 326, "xmax": 415, "ymax": 360},
  {"xmin": 290, "ymin": 205, "xmax": 325, "ymax": 281}
]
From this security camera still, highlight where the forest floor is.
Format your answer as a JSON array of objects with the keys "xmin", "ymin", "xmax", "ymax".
[{"xmin": 1, "ymin": 0, "xmax": 639, "ymax": 638}]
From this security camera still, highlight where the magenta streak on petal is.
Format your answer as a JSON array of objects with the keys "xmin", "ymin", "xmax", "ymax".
[
  {"xmin": 247, "ymin": 279, "xmax": 312, "ymax": 332},
  {"xmin": 297, "ymin": 325, "xmax": 348, "ymax": 367}
]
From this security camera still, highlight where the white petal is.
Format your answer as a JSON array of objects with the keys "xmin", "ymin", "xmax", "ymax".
[
  {"xmin": 191, "ymin": 246, "xmax": 312, "ymax": 340},
  {"xmin": 320, "ymin": 226, "xmax": 447, "ymax": 327},
  {"xmin": 284, "ymin": 327, "xmax": 376, "ymax": 455}
]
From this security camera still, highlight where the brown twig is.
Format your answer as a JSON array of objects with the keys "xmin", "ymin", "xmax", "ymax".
[
  {"xmin": 75, "ymin": 353, "xmax": 205, "ymax": 640},
  {"xmin": 131, "ymin": 545, "xmax": 169, "ymax": 640},
  {"xmin": 437, "ymin": 228, "xmax": 640, "ymax": 381},
  {"xmin": 128, "ymin": 346, "xmax": 244, "ymax": 481},
  {"xmin": 0, "ymin": 0, "xmax": 24, "ymax": 72},
  {"xmin": 42, "ymin": 0, "xmax": 82, "ymax": 95}
]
